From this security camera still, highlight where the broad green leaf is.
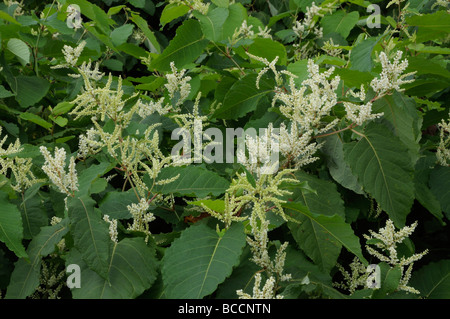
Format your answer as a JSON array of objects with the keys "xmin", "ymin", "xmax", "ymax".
[
  {"xmin": 429, "ymin": 165, "xmax": 450, "ymax": 219},
  {"xmin": 406, "ymin": 55, "xmax": 450, "ymax": 79},
  {"xmin": 5, "ymin": 219, "xmax": 69, "ymax": 299},
  {"xmin": 321, "ymin": 11, "xmax": 359, "ymax": 38},
  {"xmin": 98, "ymin": 189, "xmax": 137, "ymax": 219},
  {"xmin": 15, "ymin": 185, "xmax": 48, "ymax": 239},
  {"xmin": 19, "ymin": 112, "xmax": 53, "ymax": 129},
  {"xmin": 350, "ymin": 37, "xmax": 378, "ymax": 72},
  {"xmin": 194, "ymin": 7, "xmax": 229, "ymax": 42},
  {"xmin": 411, "ymin": 260, "xmax": 450, "ymax": 299},
  {"xmin": 333, "ymin": 68, "xmax": 373, "ymax": 89},
  {"xmin": 371, "ymin": 263, "xmax": 402, "ymax": 299},
  {"xmin": 150, "ymin": 19, "xmax": 208, "ymax": 72},
  {"xmin": 110, "ymin": 24, "xmax": 134, "ymax": 47},
  {"xmin": 154, "ymin": 166, "xmax": 230, "ymax": 198},
  {"xmin": 11, "ymin": 76, "xmax": 50, "ymax": 108},
  {"xmin": 160, "ymin": 3, "xmax": 190, "ymax": 27},
  {"xmin": 371, "ymin": 92, "xmax": 422, "ymax": 163},
  {"xmin": 320, "ymin": 133, "xmax": 364, "ymax": 194},
  {"xmin": 130, "ymin": 13, "xmax": 161, "ymax": 53},
  {"xmin": 188, "ymin": 199, "xmax": 225, "ymax": 213},
  {"xmin": 247, "ymin": 38, "xmax": 287, "ymax": 66},
  {"xmin": 7, "ymin": 38, "xmax": 30, "ymax": 65},
  {"xmin": 161, "ymin": 222, "xmax": 246, "ymax": 298},
  {"xmin": 220, "ymin": 3, "xmax": 247, "ymax": 41},
  {"xmin": 67, "ymin": 196, "xmax": 111, "ymax": 279},
  {"xmin": 0, "ymin": 85, "xmax": 14, "ymax": 98},
  {"xmin": 414, "ymin": 154, "xmax": 443, "ymax": 222},
  {"xmin": 406, "ymin": 11, "xmax": 450, "ymax": 42},
  {"xmin": 287, "ymin": 59, "xmax": 309, "ymax": 86},
  {"xmin": 284, "ymin": 202, "xmax": 366, "ymax": 273},
  {"xmin": 67, "ymin": 238, "xmax": 158, "ymax": 299},
  {"xmin": 76, "ymin": 162, "xmax": 112, "ymax": 197},
  {"xmin": 213, "ymin": 73, "xmax": 274, "ymax": 119},
  {"xmin": 0, "ymin": 11, "xmax": 20, "ymax": 24},
  {"xmin": 51, "ymin": 101, "xmax": 74, "ymax": 115},
  {"xmin": 0, "ymin": 192, "xmax": 27, "ymax": 259},
  {"xmin": 343, "ymin": 122, "xmax": 415, "ymax": 227},
  {"xmin": 287, "ymin": 171, "xmax": 346, "ymax": 219}
]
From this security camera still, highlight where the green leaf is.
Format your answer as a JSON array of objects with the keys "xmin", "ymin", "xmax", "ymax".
[
  {"xmin": 406, "ymin": 11, "xmax": 450, "ymax": 42},
  {"xmin": 161, "ymin": 222, "xmax": 246, "ymax": 298},
  {"xmin": 154, "ymin": 166, "xmax": 230, "ymax": 198},
  {"xmin": 320, "ymin": 133, "xmax": 364, "ymax": 194},
  {"xmin": 11, "ymin": 76, "xmax": 50, "ymax": 108},
  {"xmin": 67, "ymin": 196, "xmax": 111, "ymax": 279},
  {"xmin": 321, "ymin": 11, "xmax": 359, "ymax": 39},
  {"xmin": 5, "ymin": 219, "xmax": 69, "ymax": 299},
  {"xmin": 67, "ymin": 237, "xmax": 158, "ymax": 299},
  {"xmin": 213, "ymin": 73, "xmax": 274, "ymax": 119},
  {"xmin": 287, "ymin": 171, "xmax": 346, "ymax": 219},
  {"xmin": 371, "ymin": 263, "xmax": 402, "ymax": 298},
  {"xmin": 429, "ymin": 165, "xmax": 450, "ymax": 219},
  {"xmin": 194, "ymin": 7, "xmax": 229, "ymax": 42},
  {"xmin": 51, "ymin": 101, "xmax": 74, "ymax": 116},
  {"xmin": 130, "ymin": 13, "xmax": 161, "ymax": 53},
  {"xmin": 160, "ymin": 3, "xmax": 190, "ymax": 27},
  {"xmin": 411, "ymin": 260, "xmax": 450, "ymax": 299},
  {"xmin": 284, "ymin": 202, "xmax": 366, "ymax": 273},
  {"xmin": 110, "ymin": 24, "xmax": 134, "ymax": 47},
  {"xmin": 98, "ymin": 190, "xmax": 136, "ymax": 219},
  {"xmin": 350, "ymin": 37, "xmax": 378, "ymax": 72},
  {"xmin": 16, "ymin": 185, "xmax": 48, "ymax": 239},
  {"xmin": 0, "ymin": 11, "xmax": 20, "ymax": 25},
  {"xmin": 19, "ymin": 112, "xmax": 53, "ymax": 129},
  {"xmin": 371, "ymin": 92, "xmax": 422, "ymax": 163},
  {"xmin": 188, "ymin": 199, "xmax": 225, "ymax": 213},
  {"xmin": 150, "ymin": 19, "xmax": 208, "ymax": 72},
  {"xmin": 219, "ymin": 3, "xmax": 246, "ymax": 41},
  {"xmin": 76, "ymin": 162, "xmax": 112, "ymax": 197},
  {"xmin": 414, "ymin": 154, "xmax": 443, "ymax": 222},
  {"xmin": 7, "ymin": 38, "xmax": 30, "ymax": 65},
  {"xmin": 247, "ymin": 38, "xmax": 287, "ymax": 66},
  {"xmin": 343, "ymin": 122, "xmax": 415, "ymax": 227},
  {"xmin": 0, "ymin": 192, "xmax": 27, "ymax": 259}
]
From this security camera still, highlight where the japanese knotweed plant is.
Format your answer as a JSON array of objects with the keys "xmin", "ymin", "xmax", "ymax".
[{"xmin": 1, "ymin": 0, "xmax": 449, "ymax": 301}]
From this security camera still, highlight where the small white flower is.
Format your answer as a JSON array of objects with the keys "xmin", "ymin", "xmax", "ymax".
[{"xmin": 370, "ymin": 51, "xmax": 416, "ymax": 96}]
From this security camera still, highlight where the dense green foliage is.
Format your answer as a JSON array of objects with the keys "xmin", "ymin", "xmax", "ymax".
[{"xmin": 0, "ymin": 0, "xmax": 449, "ymax": 299}]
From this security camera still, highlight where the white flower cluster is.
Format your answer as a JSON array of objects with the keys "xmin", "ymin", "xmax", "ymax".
[
  {"xmin": 51, "ymin": 40, "xmax": 86, "ymax": 69},
  {"xmin": 236, "ymin": 123, "xmax": 280, "ymax": 176},
  {"xmin": 275, "ymin": 59, "xmax": 340, "ymax": 133},
  {"xmin": 165, "ymin": 62, "xmax": 192, "ymax": 108},
  {"xmin": 169, "ymin": 0, "xmax": 210, "ymax": 15},
  {"xmin": 0, "ymin": 127, "xmax": 44, "ymax": 192},
  {"xmin": 343, "ymin": 85, "xmax": 384, "ymax": 125},
  {"xmin": 292, "ymin": 2, "xmax": 332, "ymax": 39},
  {"xmin": 40, "ymin": 146, "xmax": 78, "ymax": 197},
  {"xmin": 279, "ymin": 122, "xmax": 321, "ymax": 169},
  {"xmin": 370, "ymin": 51, "xmax": 416, "ymax": 97},
  {"xmin": 334, "ymin": 257, "xmax": 369, "ymax": 294},
  {"xmin": 363, "ymin": 219, "xmax": 428, "ymax": 294},
  {"xmin": 127, "ymin": 198, "xmax": 156, "ymax": 242},
  {"xmin": 103, "ymin": 214, "xmax": 119, "ymax": 243},
  {"xmin": 139, "ymin": 62, "xmax": 192, "ymax": 119},
  {"xmin": 437, "ymin": 113, "xmax": 450, "ymax": 166},
  {"xmin": 230, "ymin": 20, "xmax": 273, "ymax": 45},
  {"xmin": 237, "ymin": 273, "xmax": 283, "ymax": 299},
  {"xmin": 246, "ymin": 213, "xmax": 291, "ymax": 281}
]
